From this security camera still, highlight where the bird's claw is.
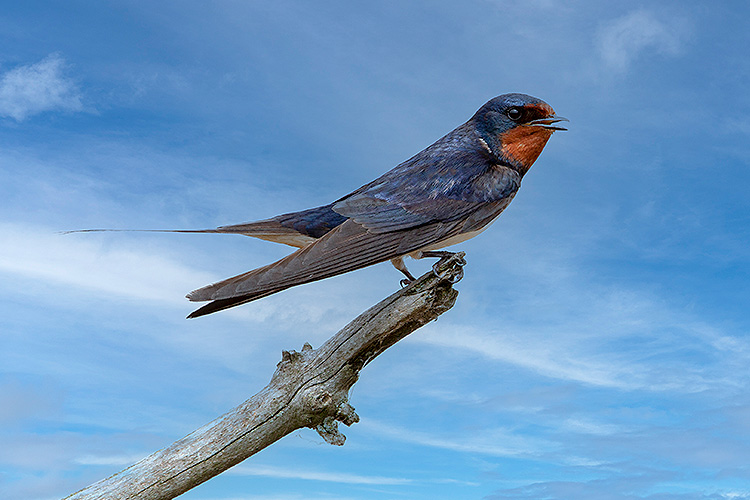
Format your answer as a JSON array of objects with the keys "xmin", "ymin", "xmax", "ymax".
[
  {"xmin": 432, "ymin": 259, "xmax": 464, "ymax": 283},
  {"xmin": 428, "ymin": 252, "xmax": 466, "ymax": 284},
  {"xmin": 399, "ymin": 278, "xmax": 413, "ymax": 288}
]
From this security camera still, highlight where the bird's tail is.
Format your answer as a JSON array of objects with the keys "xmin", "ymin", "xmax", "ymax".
[
  {"xmin": 59, "ymin": 222, "xmax": 313, "ymax": 240},
  {"xmin": 60, "ymin": 228, "xmax": 225, "ymax": 235},
  {"xmin": 61, "ymin": 204, "xmax": 347, "ymax": 248}
]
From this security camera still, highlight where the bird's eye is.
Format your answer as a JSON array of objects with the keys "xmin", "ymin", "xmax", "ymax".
[{"xmin": 507, "ymin": 107, "xmax": 523, "ymax": 121}]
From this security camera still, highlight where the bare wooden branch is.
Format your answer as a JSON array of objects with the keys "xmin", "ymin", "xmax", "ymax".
[{"xmin": 64, "ymin": 253, "xmax": 465, "ymax": 500}]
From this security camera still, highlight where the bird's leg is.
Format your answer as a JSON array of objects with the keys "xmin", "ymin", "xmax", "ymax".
[
  {"xmin": 390, "ymin": 257, "xmax": 417, "ymax": 287},
  {"xmin": 419, "ymin": 251, "xmax": 467, "ymax": 283}
]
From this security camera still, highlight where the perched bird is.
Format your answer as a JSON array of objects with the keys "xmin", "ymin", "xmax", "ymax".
[
  {"xmin": 69, "ymin": 93, "xmax": 565, "ymax": 318},
  {"xmin": 182, "ymin": 93, "xmax": 566, "ymax": 317}
]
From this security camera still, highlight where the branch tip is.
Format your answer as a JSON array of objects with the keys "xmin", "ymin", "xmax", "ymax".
[{"xmin": 336, "ymin": 402, "xmax": 359, "ymax": 426}]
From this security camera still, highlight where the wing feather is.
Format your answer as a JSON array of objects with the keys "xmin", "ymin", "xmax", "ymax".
[
  {"xmin": 332, "ymin": 137, "xmax": 521, "ymax": 233},
  {"xmin": 186, "ymin": 218, "xmax": 464, "ymax": 311}
]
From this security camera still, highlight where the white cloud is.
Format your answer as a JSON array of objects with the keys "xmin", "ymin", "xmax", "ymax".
[
  {"xmin": 0, "ymin": 222, "xmax": 215, "ymax": 308},
  {"xmin": 597, "ymin": 9, "xmax": 686, "ymax": 71},
  {"xmin": 0, "ymin": 222, "xmax": 358, "ymax": 326},
  {"xmin": 0, "ymin": 53, "xmax": 83, "ymax": 121}
]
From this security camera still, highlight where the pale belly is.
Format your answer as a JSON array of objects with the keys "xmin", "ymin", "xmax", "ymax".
[{"xmin": 406, "ymin": 217, "xmax": 499, "ymax": 259}]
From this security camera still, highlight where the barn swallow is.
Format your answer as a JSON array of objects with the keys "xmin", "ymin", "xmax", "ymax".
[
  {"xmin": 67, "ymin": 94, "xmax": 565, "ymax": 317},
  {"xmin": 181, "ymin": 93, "xmax": 566, "ymax": 318}
]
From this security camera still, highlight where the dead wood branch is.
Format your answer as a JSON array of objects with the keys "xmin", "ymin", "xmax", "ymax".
[{"xmin": 64, "ymin": 252, "xmax": 465, "ymax": 500}]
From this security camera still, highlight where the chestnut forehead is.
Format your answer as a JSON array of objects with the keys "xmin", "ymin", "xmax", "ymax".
[{"xmin": 522, "ymin": 102, "xmax": 555, "ymax": 117}]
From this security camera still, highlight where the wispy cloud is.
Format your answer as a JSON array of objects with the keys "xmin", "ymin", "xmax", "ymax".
[
  {"xmin": 0, "ymin": 222, "xmax": 215, "ymax": 308},
  {"xmin": 412, "ymin": 310, "xmax": 748, "ymax": 393},
  {"xmin": 487, "ymin": 473, "xmax": 750, "ymax": 500},
  {"xmin": 560, "ymin": 417, "xmax": 627, "ymax": 436},
  {"xmin": 0, "ymin": 220, "xmax": 387, "ymax": 327},
  {"xmin": 229, "ymin": 464, "xmax": 412, "ymax": 485},
  {"xmin": 189, "ymin": 495, "xmax": 358, "ymax": 500},
  {"xmin": 597, "ymin": 9, "xmax": 687, "ymax": 71},
  {"xmin": 416, "ymin": 326, "xmax": 646, "ymax": 390},
  {"xmin": 0, "ymin": 53, "xmax": 84, "ymax": 121},
  {"xmin": 360, "ymin": 419, "xmax": 555, "ymax": 458}
]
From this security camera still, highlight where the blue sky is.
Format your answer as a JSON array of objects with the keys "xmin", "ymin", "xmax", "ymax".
[{"xmin": 1, "ymin": 1, "xmax": 749, "ymax": 499}]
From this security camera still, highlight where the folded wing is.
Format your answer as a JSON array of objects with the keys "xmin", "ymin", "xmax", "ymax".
[{"xmin": 186, "ymin": 217, "xmax": 465, "ymax": 317}]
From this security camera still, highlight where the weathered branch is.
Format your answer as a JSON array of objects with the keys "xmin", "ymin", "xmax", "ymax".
[{"xmin": 64, "ymin": 253, "xmax": 465, "ymax": 500}]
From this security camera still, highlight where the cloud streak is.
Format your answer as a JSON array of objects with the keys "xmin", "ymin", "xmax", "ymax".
[
  {"xmin": 229, "ymin": 464, "xmax": 412, "ymax": 485},
  {"xmin": 0, "ymin": 53, "xmax": 84, "ymax": 121},
  {"xmin": 360, "ymin": 419, "xmax": 555, "ymax": 458},
  {"xmin": 416, "ymin": 325, "xmax": 653, "ymax": 390},
  {"xmin": 420, "ymin": 315, "xmax": 750, "ymax": 394}
]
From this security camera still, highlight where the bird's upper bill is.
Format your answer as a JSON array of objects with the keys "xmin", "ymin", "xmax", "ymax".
[
  {"xmin": 527, "ymin": 114, "xmax": 568, "ymax": 131},
  {"xmin": 522, "ymin": 101, "xmax": 568, "ymax": 131}
]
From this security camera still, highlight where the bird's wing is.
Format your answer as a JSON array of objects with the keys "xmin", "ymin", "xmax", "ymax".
[
  {"xmin": 331, "ymin": 124, "xmax": 520, "ymax": 233},
  {"xmin": 186, "ymin": 217, "xmax": 466, "ymax": 317},
  {"xmin": 332, "ymin": 164, "xmax": 520, "ymax": 233}
]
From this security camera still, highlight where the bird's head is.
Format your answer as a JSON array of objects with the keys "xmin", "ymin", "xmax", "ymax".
[{"xmin": 474, "ymin": 93, "xmax": 567, "ymax": 175}]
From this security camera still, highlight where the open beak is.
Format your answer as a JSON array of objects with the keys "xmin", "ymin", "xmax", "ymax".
[{"xmin": 528, "ymin": 115, "xmax": 569, "ymax": 131}]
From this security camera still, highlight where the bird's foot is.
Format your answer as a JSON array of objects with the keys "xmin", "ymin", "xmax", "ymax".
[
  {"xmin": 421, "ymin": 251, "xmax": 467, "ymax": 283},
  {"xmin": 392, "ymin": 257, "xmax": 417, "ymax": 288}
]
